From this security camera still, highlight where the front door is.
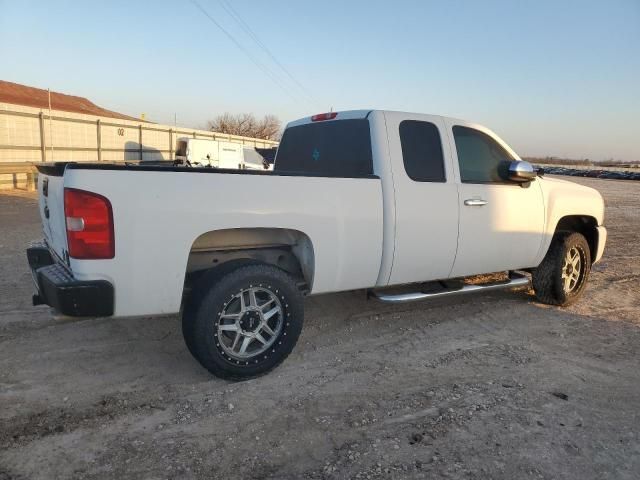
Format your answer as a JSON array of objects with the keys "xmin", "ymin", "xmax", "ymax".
[{"xmin": 445, "ymin": 119, "xmax": 545, "ymax": 277}]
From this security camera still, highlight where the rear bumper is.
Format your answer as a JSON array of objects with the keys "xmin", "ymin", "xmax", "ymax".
[{"xmin": 27, "ymin": 243, "xmax": 114, "ymax": 316}]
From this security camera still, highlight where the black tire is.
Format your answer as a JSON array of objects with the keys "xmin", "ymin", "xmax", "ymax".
[
  {"xmin": 182, "ymin": 261, "xmax": 249, "ymax": 364},
  {"xmin": 532, "ymin": 232, "xmax": 591, "ymax": 306},
  {"xmin": 182, "ymin": 262, "xmax": 242, "ymax": 363},
  {"xmin": 182, "ymin": 263, "xmax": 304, "ymax": 380},
  {"xmin": 182, "ymin": 269, "xmax": 222, "ymax": 364}
]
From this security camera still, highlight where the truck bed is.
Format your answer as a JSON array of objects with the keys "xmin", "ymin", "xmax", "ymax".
[{"xmin": 35, "ymin": 162, "xmax": 384, "ymax": 316}]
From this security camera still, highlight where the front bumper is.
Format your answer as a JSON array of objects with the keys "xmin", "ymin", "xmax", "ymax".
[
  {"xmin": 27, "ymin": 243, "xmax": 114, "ymax": 316},
  {"xmin": 594, "ymin": 226, "xmax": 607, "ymax": 264}
]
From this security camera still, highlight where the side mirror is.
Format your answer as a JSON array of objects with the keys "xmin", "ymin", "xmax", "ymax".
[{"xmin": 508, "ymin": 160, "xmax": 537, "ymax": 183}]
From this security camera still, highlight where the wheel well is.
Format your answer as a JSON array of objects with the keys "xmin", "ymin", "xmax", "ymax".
[
  {"xmin": 184, "ymin": 228, "xmax": 315, "ymax": 294},
  {"xmin": 554, "ymin": 215, "xmax": 598, "ymax": 262}
]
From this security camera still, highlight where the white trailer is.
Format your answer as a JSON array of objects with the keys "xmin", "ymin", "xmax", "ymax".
[{"xmin": 175, "ymin": 138, "xmax": 269, "ymax": 170}]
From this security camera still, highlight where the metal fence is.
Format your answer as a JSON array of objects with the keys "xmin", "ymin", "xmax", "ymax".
[
  {"xmin": 0, "ymin": 104, "xmax": 278, "ymax": 189},
  {"xmin": 0, "ymin": 104, "xmax": 278, "ymax": 164}
]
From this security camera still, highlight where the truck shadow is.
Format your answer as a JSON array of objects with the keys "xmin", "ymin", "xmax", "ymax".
[{"xmin": 124, "ymin": 141, "xmax": 166, "ymax": 163}]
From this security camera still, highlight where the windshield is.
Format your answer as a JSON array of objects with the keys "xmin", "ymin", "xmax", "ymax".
[{"xmin": 243, "ymin": 147, "xmax": 266, "ymax": 168}]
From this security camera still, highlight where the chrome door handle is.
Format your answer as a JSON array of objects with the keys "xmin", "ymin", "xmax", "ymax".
[{"xmin": 464, "ymin": 198, "xmax": 488, "ymax": 206}]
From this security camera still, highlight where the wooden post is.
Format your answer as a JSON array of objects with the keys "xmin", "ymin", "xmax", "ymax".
[
  {"xmin": 96, "ymin": 119, "xmax": 102, "ymax": 161},
  {"xmin": 38, "ymin": 112, "xmax": 46, "ymax": 162}
]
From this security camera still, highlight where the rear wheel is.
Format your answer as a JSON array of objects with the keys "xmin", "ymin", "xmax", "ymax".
[
  {"xmin": 532, "ymin": 232, "xmax": 591, "ymax": 306},
  {"xmin": 182, "ymin": 264, "xmax": 304, "ymax": 380}
]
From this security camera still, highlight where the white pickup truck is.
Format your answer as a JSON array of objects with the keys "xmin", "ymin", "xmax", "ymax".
[{"xmin": 28, "ymin": 110, "xmax": 607, "ymax": 379}]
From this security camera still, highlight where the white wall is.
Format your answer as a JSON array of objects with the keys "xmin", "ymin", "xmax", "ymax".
[{"xmin": 0, "ymin": 102, "xmax": 278, "ymax": 164}]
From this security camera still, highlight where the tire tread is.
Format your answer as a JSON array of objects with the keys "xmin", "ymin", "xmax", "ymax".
[{"xmin": 532, "ymin": 232, "xmax": 591, "ymax": 306}]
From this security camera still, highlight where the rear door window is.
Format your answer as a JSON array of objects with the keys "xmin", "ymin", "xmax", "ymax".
[
  {"xmin": 399, "ymin": 120, "xmax": 446, "ymax": 182},
  {"xmin": 274, "ymin": 119, "xmax": 373, "ymax": 177}
]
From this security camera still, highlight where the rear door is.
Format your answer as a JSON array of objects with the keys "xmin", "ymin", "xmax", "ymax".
[
  {"xmin": 383, "ymin": 112, "xmax": 459, "ymax": 285},
  {"xmin": 444, "ymin": 119, "xmax": 545, "ymax": 276}
]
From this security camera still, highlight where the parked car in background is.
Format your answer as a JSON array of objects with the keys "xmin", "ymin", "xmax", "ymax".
[
  {"xmin": 28, "ymin": 110, "xmax": 607, "ymax": 380},
  {"xmin": 255, "ymin": 147, "xmax": 278, "ymax": 170},
  {"xmin": 243, "ymin": 146, "xmax": 273, "ymax": 171},
  {"xmin": 175, "ymin": 137, "xmax": 270, "ymax": 170}
]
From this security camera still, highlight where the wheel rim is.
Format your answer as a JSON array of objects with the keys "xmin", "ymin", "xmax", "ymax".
[
  {"xmin": 216, "ymin": 286, "xmax": 284, "ymax": 361},
  {"xmin": 561, "ymin": 246, "xmax": 583, "ymax": 293}
]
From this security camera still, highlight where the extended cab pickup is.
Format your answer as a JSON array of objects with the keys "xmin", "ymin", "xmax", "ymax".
[{"xmin": 28, "ymin": 110, "xmax": 607, "ymax": 379}]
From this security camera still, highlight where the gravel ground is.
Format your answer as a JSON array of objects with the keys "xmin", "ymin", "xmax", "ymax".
[{"xmin": 0, "ymin": 177, "xmax": 638, "ymax": 480}]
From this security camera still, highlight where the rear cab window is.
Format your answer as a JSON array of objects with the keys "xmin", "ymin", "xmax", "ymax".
[
  {"xmin": 274, "ymin": 119, "xmax": 373, "ymax": 177},
  {"xmin": 399, "ymin": 120, "xmax": 446, "ymax": 182}
]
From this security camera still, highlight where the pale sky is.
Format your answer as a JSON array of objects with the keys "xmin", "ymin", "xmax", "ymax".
[{"xmin": 1, "ymin": 0, "xmax": 639, "ymax": 161}]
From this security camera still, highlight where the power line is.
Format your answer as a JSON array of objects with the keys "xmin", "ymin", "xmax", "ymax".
[
  {"xmin": 189, "ymin": 0, "xmax": 302, "ymax": 104},
  {"xmin": 190, "ymin": 0, "xmax": 295, "ymax": 101},
  {"xmin": 218, "ymin": 0, "xmax": 319, "ymax": 106}
]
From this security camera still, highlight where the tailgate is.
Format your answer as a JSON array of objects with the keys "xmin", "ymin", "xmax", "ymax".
[{"xmin": 37, "ymin": 171, "xmax": 68, "ymax": 261}]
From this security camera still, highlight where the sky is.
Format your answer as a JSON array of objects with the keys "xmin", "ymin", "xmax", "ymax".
[{"xmin": 1, "ymin": 0, "xmax": 639, "ymax": 161}]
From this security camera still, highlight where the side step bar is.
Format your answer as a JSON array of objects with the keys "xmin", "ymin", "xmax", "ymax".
[{"xmin": 369, "ymin": 272, "xmax": 530, "ymax": 304}]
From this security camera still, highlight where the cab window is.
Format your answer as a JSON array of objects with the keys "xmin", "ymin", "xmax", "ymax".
[
  {"xmin": 453, "ymin": 126, "xmax": 514, "ymax": 183},
  {"xmin": 275, "ymin": 119, "xmax": 373, "ymax": 177},
  {"xmin": 399, "ymin": 120, "xmax": 446, "ymax": 182}
]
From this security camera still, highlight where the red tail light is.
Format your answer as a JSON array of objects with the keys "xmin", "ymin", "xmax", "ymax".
[
  {"xmin": 64, "ymin": 188, "xmax": 114, "ymax": 259},
  {"xmin": 311, "ymin": 112, "xmax": 337, "ymax": 122}
]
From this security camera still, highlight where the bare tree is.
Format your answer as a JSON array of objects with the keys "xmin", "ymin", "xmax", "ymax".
[{"xmin": 208, "ymin": 113, "xmax": 281, "ymax": 141}]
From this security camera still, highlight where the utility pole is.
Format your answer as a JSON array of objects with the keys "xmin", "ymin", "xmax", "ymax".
[{"xmin": 48, "ymin": 88, "xmax": 54, "ymax": 161}]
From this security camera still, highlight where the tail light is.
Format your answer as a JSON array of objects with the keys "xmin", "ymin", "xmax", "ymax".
[
  {"xmin": 64, "ymin": 188, "xmax": 114, "ymax": 259},
  {"xmin": 311, "ymin": 112, "xmax": 337, "ymax": 122}
]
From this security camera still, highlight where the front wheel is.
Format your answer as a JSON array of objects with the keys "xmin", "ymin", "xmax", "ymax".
[
  {"xmin": 532, "ymin": 232, "xmax": 591, "ymax": 306},
  {"xmin": 182, "ymin": 263, "xmax": 304, "ymax": 380}
]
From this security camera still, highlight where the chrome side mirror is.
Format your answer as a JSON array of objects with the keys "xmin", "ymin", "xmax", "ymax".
[{"xmin": 508, "ymin": 160, "xmax": 537, "ymax": 182}]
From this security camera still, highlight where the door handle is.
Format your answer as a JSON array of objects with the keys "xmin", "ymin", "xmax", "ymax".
[{"xmin": 464, "ymin": 198, "xmax": 488, "ymax": 206}]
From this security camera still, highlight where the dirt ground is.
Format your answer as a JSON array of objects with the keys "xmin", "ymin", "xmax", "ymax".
[{"xmin": 1, "ymin": 177, "xmax": 638, "ymax": 480}]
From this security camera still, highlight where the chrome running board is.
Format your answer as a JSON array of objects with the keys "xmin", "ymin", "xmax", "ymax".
[{"xmin": 369, "ymin": 272, "xmax": 530, "ymax": 304}]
